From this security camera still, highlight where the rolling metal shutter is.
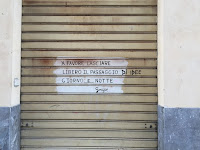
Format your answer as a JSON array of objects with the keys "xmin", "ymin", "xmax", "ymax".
[{"xmin": 21, "ymin": 0, "xmax": 158, "ymax": 149}]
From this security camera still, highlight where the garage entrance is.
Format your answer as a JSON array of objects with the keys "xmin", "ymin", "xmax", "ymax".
[{"xmin": 21, "ymin": 0, "xmax": 158, "ymax": 149}]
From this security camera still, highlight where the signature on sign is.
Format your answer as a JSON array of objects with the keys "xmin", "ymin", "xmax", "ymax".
[{"xmin": 95, "ymin": 87, "xmax": 108, "ymax": 93}]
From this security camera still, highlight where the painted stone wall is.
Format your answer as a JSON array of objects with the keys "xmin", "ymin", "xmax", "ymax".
[
  {"xmin": 0, "ymin": 0, "xmax": 21, "ymax": 149},
  {"xmin": 158, "ymin": 0, "xmax": 200, "ymax": 149},
  {"xmin": 158, "ymin": 0, "xmax": 200, "ymax": 108},
  {"xmin": 0, "ymin": 0, "xmax": 21, "ymax": 107}
]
